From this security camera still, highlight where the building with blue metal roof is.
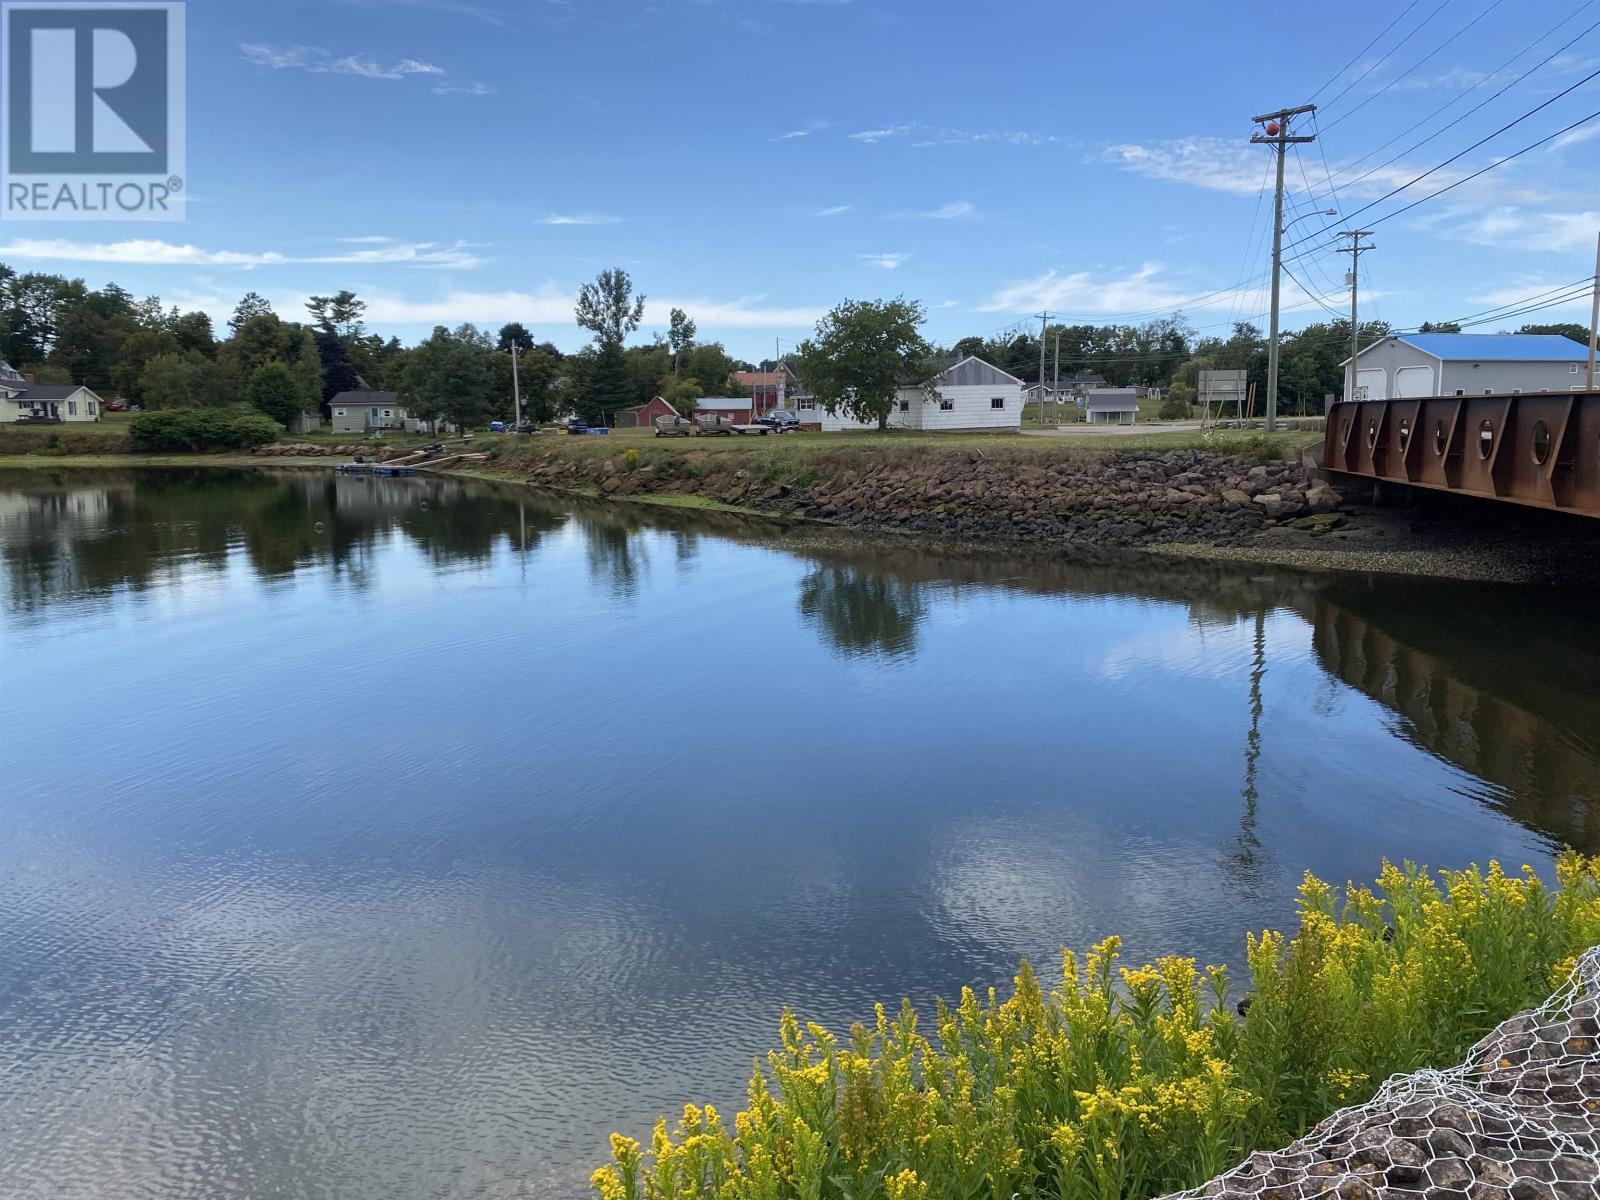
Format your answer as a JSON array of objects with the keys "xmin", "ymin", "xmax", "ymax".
[{"xmin": 1343, "ymin": 333, "xmax": 1594, "ymax": 401}]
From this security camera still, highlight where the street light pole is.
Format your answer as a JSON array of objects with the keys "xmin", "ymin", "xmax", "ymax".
[
  {"xmin": 1251, "ymin": 104, "xmax": 1317, "ymax": 432},
  {"xmin": 512, "ymin": 341, "xmax": 522, "ymax": 428}
]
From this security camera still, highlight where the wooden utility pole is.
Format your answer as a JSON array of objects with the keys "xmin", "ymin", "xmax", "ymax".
[
  {"xmin": 1251, "ymin": 104, "xmax": 1317, "ymax": 431},
  {"xmin": 1052, "ymin": 330, "xmax": 1061, "ymax": 422},
  {"xmin": 1338, "ymin": 231, "xmax": 1375, "ymax": 402},
  {"xmin": 1035, "ymin": 311, "xmax": 1050, "ymax": 425},
  {"xmin": 1588, "ymin": 231, "xmax": 1599, "ymax": 391}
]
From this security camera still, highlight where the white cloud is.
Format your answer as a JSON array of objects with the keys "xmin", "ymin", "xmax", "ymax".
[
  {"xmin": 1445, "ymin": 207, "xmax": 1600, "ymax": 253},
  {"xmin": 851, "ymin": 122, "xmax": 1059, "ymax": 147},
  {"xmin": 1100, "ymin": 137, "xmax": 1268, "ymax": 196},
  {"xmin": 861, "ymin": 252, "xmax": 910, "ymax": 270},
  {"xmin": 645, "ymin": 297, "xmax": 822, "ymax": 329},
  {"xmin": 1551, "ymin": 121, "xmax": 1600, "ymax": 152},
  {"xmin": 434, "ymin": 81, "xmax": 495, "ymax": 96},
  {"xmin": 1390, "ymin": 66, "xmax": 1491, "ymax": 92},
  {"xmin": 0, "ymin": 237, "xmax": 483, "ymax": 269},
  {"xmin": 979, "ymin": 263, "xmax": 1246, "ymax": 316},
  {"xmin": 241, "ymin": 44, "xmax": 446, "ymax": 81},
  {"xmin": 931, "ymin": 300, "xmax": 960, "ymax": 309},
  {"xmin": 849, "ymin": 124, "xmax": 913, "ymax": 143},
  {"xmin": 917, "ymin": 200, "xmax": 976, "ymax": 220},
  {"xmin": 772, "ymin": 120, "xmax": 830, "ymax": 141},
  {"xmin": 536, "ymin": 213, "xmax": 621, "ymax": 225},
  {"xmin": 813, "ymin": 204, "xmax": 851, "ymax": 217},
  {"xmin": 1469, "ymin": 276, "xmax": 1597, "ymax": 309}
]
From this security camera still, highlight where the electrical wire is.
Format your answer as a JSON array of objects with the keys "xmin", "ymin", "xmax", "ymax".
[
  {"xmin": 1283, "ymin": 69, "xmax": 1600, "ymax": 253},
  {"xmin": 1318, "ymin": 0, "xmax": 1450, "ymax": 113},
  {"xmin": 1321, "ymin": 0, "xmax": 1507, "ymax": 132},
  {"xmin": 1328, "ymin": 7, "xmax": 1600, "ymax": 193},
  {"xmin": 1306, "ymin": 0, "xmax": 1426, "ymax": 103}
]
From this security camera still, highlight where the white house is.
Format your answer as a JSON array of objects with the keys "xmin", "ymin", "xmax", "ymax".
[
  {"xmin": 1343, "ymin": 333, "xmax": 1593, "ymax": 401},
  {"xmin": 1085, "ymin": 388, "xmax": 1139, "ymax": 425},
  {"xmin": 796, "ymin": 355, "xmax": 1024, "ymax": 432},
  {"xmin": 0, "ymin": 365, "xmax": 105, "ymax": 422},
  {"xmin": 330, "ymin": 391, "xmax": 408, "ymax": 433}
]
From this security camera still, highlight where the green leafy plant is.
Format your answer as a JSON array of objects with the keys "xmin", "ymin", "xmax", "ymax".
[
  {"xmin": 593, "ymin": 855, "xmax": 1600, "ymax": 1200},
  {"xmin": 129, "ymin": 408, "xmax": 281, "ymax": 453}
]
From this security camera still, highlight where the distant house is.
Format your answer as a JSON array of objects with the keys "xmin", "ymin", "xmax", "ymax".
[
  {"xmin": 695, "ymin": 397, "xmax": 753, "ymax": 423},
  {"xmin": 731, "ymin": 364, "xmax": 808, "ymax": 416},
  {"xmin": 0, "ymin": 367, "xmax": 105, "ymax": 422},
  {"xmin": 613, "ymin": 396, "xmax": 681, "ymax": 428},
  {"xmin": 798, "ymin": 355, "xmax": 1025, "ymax": 432},
  {"xmin": 330, "ymin": 391, "xmax": 408, "ymax": 433},
  {"xmin": 287, "ymin": 411, "xmax": 322, "ymax": 435},
  {"xmin": 1342, "ymin": 333, "xmax": 1593, "ymax": 401},
  {"xmin": 1086, "ymin": 388, "xmax": 1139, "ymax": 425}
]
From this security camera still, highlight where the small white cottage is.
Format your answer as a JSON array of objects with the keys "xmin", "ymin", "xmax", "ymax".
[
  {"xmin": 796, "ymin": 355, "xmax": 1024, "ymax": 432},
  {"xmin": 1085, "ymin": 388, "xmax": 1139, "ymax": 425}
]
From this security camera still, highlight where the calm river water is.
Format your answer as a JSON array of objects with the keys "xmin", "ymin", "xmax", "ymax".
[{"xmin": 3, "ymin": 467, "xmax": 1599, "ymax": 1199}]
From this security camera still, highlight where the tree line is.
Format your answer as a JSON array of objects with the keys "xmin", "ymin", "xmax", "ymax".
[{"xmin": 1, "ymin": 260, "xmax": 1586, "ymax": 431}]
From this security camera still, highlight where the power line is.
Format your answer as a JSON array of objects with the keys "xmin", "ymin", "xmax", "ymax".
[
  {"xmin": 1321, "ymin": 0, "xmax": 1508, "ymax": 132},
  {"xmin": 1307, "ymin": 0, "xmax": 1426, "ymax": 103},
  {"xmin": 1328, "ymin": 7, "xmax": 1600, "ymax": 193},
  {"xmin": 1317, "ymin": 0, "xmax": 1452, "ymax": 113},
  {"xmin": 1283, "ymin": 68, "xmax": 1600, "ymax": 253}
]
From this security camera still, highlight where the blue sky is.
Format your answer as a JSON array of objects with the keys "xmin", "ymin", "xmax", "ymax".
[{"xmin": 3, "ymin": 0, "xmax": 1598, "ymax": 358}]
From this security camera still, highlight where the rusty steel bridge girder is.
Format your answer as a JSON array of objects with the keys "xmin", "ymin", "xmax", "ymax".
[{"xmin": 1324, "ymin": 391, "xmax": 1600, "ymax": 517}]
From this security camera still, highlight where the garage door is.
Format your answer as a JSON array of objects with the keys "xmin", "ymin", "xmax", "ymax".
[
  {"xmin": 1356, "ymin": 368, "xmax": 1388, "ymax": 401},
  {"xmin": 1394, "ymin": 365, "xmax": 1436, "ymax": 398}
]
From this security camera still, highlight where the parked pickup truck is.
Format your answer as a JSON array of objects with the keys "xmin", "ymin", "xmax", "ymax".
[
  {"xmin": 653, "ymin": 414, "xmax": 693, "ymax": 438},
  {"xmin": 757, "ymin": 410, "xmax": 801, "ymax": 431}
]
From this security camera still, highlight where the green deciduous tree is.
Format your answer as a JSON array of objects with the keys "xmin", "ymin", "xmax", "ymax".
[
  {"xmin": 401, "ymin": 324, "xmax": 499, "ymax": 431},
  {"xmin": 290, "ymin": 328, "xmax": 324, "ymax": 416},
  {"xmin": 796, "ymin": 297, "xmax": 936, "ymax": 430},
  {"xmin": 576, "ymin": 269, "xmax": 645, "ymax": 346},
  {"xmin": 247, "ymin": 362, "xmax": 304, "ymax": 428},
  {"xmin": 668, "ymin": 307, "xmax": 696, "ymax": 379}
]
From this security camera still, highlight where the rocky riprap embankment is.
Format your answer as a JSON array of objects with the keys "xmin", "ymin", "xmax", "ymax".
[
  {"xmin": 254, "ymin": 442, "xmax": 412, "ymax": 460},
  {"xmin": 1164, "ymin": 977, "xmax": 1600, "ymax": 1200},
  {"xmin": 538, "ymin": 448, "xmax": 1348, "ymax": 548}
]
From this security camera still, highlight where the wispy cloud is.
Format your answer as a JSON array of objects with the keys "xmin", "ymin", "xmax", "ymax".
[
  {"xmin": 241, "ymin": 44, "xmax": 445, "ymax": 81},
  {"xmin": 851, "ymin": 122, "xmax": 1059, "ymax": 147},
  {"xmin": 434, "ymin": 81, "xmax": 495, "ymax": 96},
  {"xmin": 980, "ymin": 263, "xmax": 1235, "ymax": 315},
  {"xmin": 536, "ymin": 213, "xmax": 622, "ymax": 225},
  {"xmin": 1100, "ymin": 137, "xmax": 1268, "ymax": 196},
  {"xmin": 0, "ymin": 237, "xmax": 484, "ymax": 269},
  {"xmin": 1443, "ymin": 207, "xmax": 1600, "ymax": 253},
  {"xmin": 862, "ymin": 252, "xmax": 910, "ymax": 270},
  {"xmin": 772, "ymin": 120, "xmax": 830, "ymax": 142},
  {"xmin": 813, "ymin": 204, "xmax": 852, "ymax": 218},
  {"xmin": 1550, "ymin": 120, "xmax": 1600, "ymax": 153},
  {"xmin": 1469, "ymin": 275, "xmax": 1597, "ymax": 309},
  {"xmin": 913, "ymin": 200, "xmax": 976, "ymax": 220}
]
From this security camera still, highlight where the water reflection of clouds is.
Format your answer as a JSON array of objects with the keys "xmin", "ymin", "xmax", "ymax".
[{"xmin": 1094, "ymin": 610, "xmax": 1310, "ymax": 683}]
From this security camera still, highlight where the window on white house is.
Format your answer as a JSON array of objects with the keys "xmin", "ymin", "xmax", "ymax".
[
  {"xmin": 1512, "ymin": 388, "xmax": 1523, "ymax": 394},
  {"xmin": 88, "ymin": 401, "xmax": 96, "ymax": 414},
  {"xmin": 1484, "ymin": 389, "xmax": 1493, "ymax": 395},
  {"xmin": 67, "ymin": 401, "xmax": 76, "ymax": 415},
  {"xmin": 335, "ymin": 409, "xmax": 346, "ymax": 416},
  {"xmin": 1573, "ymin": 364, "xmax": 1582, "ymax": 373},
  {"xmin": 899, "ymin": 400, "xmax": 909, "ymax": 412},
  {"xmin": 1454, "ymin": 389, "xmax": 1465, "ymax": 396},
  {"xmin": 991, "ymin": 397, "xmax": 1004, "ymax": 409},
  {"xmin": 939, "ymin": 400, "xmax": 954, "ymax": 411},
  {"xmin": 383, "ymin": 410, "xmax": 392, "ymax": 418}
]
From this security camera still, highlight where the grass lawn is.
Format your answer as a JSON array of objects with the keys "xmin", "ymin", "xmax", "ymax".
[{"xmin": 498, "ymin": 425, "xmax": 1319, "ymax": 463}]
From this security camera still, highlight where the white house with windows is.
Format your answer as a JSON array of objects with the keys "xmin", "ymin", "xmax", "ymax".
[
  {"xmin": 1342, "ymin": 333, "xmax": 1593, "ymax": 401},
  {"xmin": 796, "ymin": 355, "xmax": 1025, "ymax": 431},
  {"xmin": 1085, "ymin": 388, "xmax": 1140, "ymax": 425},
  {"xmin": 0, "ymin": 364, "xmax": 105, "ymax": 422},
  {"xmin": 330, "ymin": 390, "xmax": 408, "ymax": 433}
]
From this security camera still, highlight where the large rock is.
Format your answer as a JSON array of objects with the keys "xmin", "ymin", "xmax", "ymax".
[{"xmin": 1307, "ymin": 483, "xmax": 1343, "ymax": 513}]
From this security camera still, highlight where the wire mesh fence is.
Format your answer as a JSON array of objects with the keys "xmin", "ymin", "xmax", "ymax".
[{"xmin": 1161, "ymin": 947, "xmax": 1600, "ymax": 1200}]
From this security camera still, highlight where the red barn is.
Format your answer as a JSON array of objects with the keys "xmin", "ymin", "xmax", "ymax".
[{"xmin": 613, "ymin": 395, "xmax": 681, "ymax": 428}]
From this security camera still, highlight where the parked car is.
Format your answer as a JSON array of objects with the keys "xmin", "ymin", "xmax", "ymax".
[
  {"xmin": 653, "ymin": 414, "xmax": 693, "ymax": 438},
  {"xmin": 103, "ymin": 397, "xmax": 129, "ymax": 412},
  {"xmin": 489, "ymin": 420, "xmax": 506, "ymax": 433},
  {"xmin": 566, "ymin": 418, "xmax": 589, "ymax": 434},
  {"xmin": 758, "ymin": 410, "xmax": 800, "ymax": 431}
]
